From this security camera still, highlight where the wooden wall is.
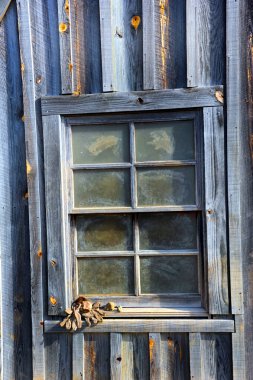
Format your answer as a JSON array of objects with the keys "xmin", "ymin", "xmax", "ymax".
[{"xmin": 0, "ymin": 0, "xmax": 252, "ymax": 379}]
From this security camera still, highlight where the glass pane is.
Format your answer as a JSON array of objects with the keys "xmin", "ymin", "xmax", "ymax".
[
  {"xmin": 74, "ymin": 170, "xmax": 131, "ymax": 208},
  {"xmin": 76, "ymin": 215, "xmax": 133, "ymax": 251},
  {"xmin": 72, "ymin": 124, "xmax": 130, "ymax": 164},
  {"xmin": 138, "ymin": 213, "xmax": 197, "ymax": 250},
  {"xmin": 135, "ymin": 120, "xmax": 195, "ymax": 161},
  {"xmin": 78, "ymin": 257, "xmax": 134, "ymax": 295},
  {"xmin": 140, "ymin": 256, "xmax": 198, "ymax": 294},
  {"xmin": 137, "ymin": 167, "xmax": 196, "ymax": 206}
]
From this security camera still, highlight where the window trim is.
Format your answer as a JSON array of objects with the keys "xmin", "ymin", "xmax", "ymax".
[{"xmin": 42, "ymin": 88, "xmax": 228, "ymax": 317}]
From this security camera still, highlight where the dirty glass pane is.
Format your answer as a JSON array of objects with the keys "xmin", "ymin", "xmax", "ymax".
[
  {"xmin": 78, "ymin": 258, "xmax": 134, "ymax": 295},
  {"xmin": 74, "ymin": 170, "xmax": 131, "ymax": 208},
  {"xmin": 76, "ymin": 215, "xmax": 133, "ymax": 251},
  {"xmin": 140, "ymin": 256, "xmax": 198, "ymax": 294},
  {"xmin": 135, "ymin": 120, "xmax": 195, "ymax": 162},
  {"xmin": 137, "ymin": 167, "xmax": 196, "ymax": 206},
  {"xmin": 72, "ymin": 124, "xmax": 130, "ymax": 164},
  {"xmin": 138, "ymin": 213, "xmax": 197, "ymax": 250}
]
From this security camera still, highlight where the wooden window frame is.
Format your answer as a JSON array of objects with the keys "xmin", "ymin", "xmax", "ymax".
[{"xmin": 42, "ymin": 87, "xmax": 228, "ymax": 318}]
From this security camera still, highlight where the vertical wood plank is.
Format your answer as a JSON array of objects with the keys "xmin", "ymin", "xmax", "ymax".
[
  {"xmin": 190, "ymin": 333, "xmax": 233, "ymax": 380},
  {"xmin": 0, "ymin": 13, "xmax": 15, "ymax": 380},
  {"xmin": 226, "ymin": 0, "xmax": 244, "ymax": 316},
  {"xmin": 69, "ymin": 0, "xmax": 85, "ymax": 95},
  {"xmin": 161, "ymin": 333, "xmax": 190, "ymax": 380},
  {"xmin": 203, "ymin": 107, "xmax": 229, "ymax": 314},
  {"xmin": 45, "ymin": 334, "xmax": 73, "ymax": 380},
  {"xmin": 100, "ymin": 0, "xmax": 143, "ymax": 92},
  {"xmin": 82, "ymin": 0, "xmax": 102, "ymax": 93},
  {"xmin": 43, "ymin": 115, "xmax": 70, "ymax": 315},
  {"xmin": 84, "ymin": 333, "xmax": 110, "ymax": 380},
  {"xmin": 4, "ymin": 2, "xmax": 33, "ymax": 378},
  {"xmin": 186, "ymin": 0, "xmax": 225, "ymax": 87},
  {"xmin": 149, "ymin": 333, "xmax": 161, "ymax": 380},
  {"xmin": 143, "ymin": 0, "xmax": 187, "ymax": 90},
  {"xmin": 232, "ymin": 315, "xmax": 246, "ymax": 380},
  {"xmin": 16, "ymin": 0, "xmax": 46, "ymax": 377},
  {"xmin": 110, "ymin": 333, "xmax": 122, "ymax": 380},
  {"xmin": 201, "ymin": 333, "xmax": 232, "ymax": 380},
  {"xmin": 58, "ymin": 0, "xmax": 72, "ymax": 93},
  {"xmin": 73, "ymin": 333, "xmax": 84, "ymax": 380},
  {"xmin": 189, "ymin": 333, "xmax": 202, "ymax": 380}
]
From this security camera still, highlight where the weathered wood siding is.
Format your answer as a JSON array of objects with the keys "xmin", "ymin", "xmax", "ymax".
[{"xmin": 0, "ymin": 0, "xmax": 251, "ymax": 379}]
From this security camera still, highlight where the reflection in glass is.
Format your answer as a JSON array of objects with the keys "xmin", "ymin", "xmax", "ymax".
[
  {"xmin": 140, "ymin": 256, "xmax": 198, "ymax": 294},
  {"xmin": 78, "ymin": 257, "xmax": 134, "ymax": 295},
  {"xmin": 76, "ymin": 215, "xmax": 133, "ymax": 251},
  {"xmin": 72, "ymin": 124, "xmax": 130, "ymax": 164},
  {"xmin": 137, "ymin": 167, "xmax": 196, "ymax": 206},
  {"xmin": 135, "ymin": 121, "xmax": 195, "ymax": 162},
  {"xmin": 74, "ymin": 170, "xmax": 131, "ymax": 208},
  {"xmin": 138, "ymin": 213, "xmax": 197, "ymax": 250}
]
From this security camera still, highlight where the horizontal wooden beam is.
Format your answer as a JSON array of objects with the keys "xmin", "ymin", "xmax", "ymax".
[
  {"xmin": 41, "ymin": 86, "xmax": 224, "ymax": 116},
  {"xmin": 44, "ymin": 318, "xmax": 234, "ymax": 334}
]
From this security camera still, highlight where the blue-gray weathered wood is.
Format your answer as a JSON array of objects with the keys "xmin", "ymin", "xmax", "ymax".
[
  {"xmin": 45, "ymin": 333, "xmax": 73, "ymax": 380},
  {"xmin": 41, "ymin": 86, "xmax": 223, "ymax": 115},
  {"xmin": 44, "ymin": 319, "xmax": 235, "ymax": 334},
  {"xmin": 5, "ymin": 3, "xmax": 33, "ymax": 379},
  {"xmin": 16, "ymin": 0, "xmax": 61, "ymax": 377},
  {"xmin": 203, "ymin": 107, "xmax": 229, "ymax": 314},
  {"xmin": 0, "ymin": 11, "xmax": 15, "ymax": 380},
  {"xmin": 143, "ymin": 0, "xmax": 186, "ymax": 89},
  {"xmin": 187, "ymin": 0, "xmax": 225, "ymax": 87},
  {"xmin": 43, "ymin": 115, "xmax": 70, "ymax": 315},
  {"xmin": 99, "ymin": 0, "xmax": 143, "ymax": 92},
  {"xmin": 73, "ymin": 333, "xmax": 84, "ymax": 380},
  {"xmin": 0, "ymin": 0, "xmax": 11, "ymax": 21}
]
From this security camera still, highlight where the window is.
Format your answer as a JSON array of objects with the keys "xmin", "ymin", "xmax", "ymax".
[{"xmin": 42, "ymin": 88, "xmax": 228, "ymax": 316}]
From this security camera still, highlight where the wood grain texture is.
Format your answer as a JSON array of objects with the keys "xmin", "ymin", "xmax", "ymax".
[
  {"xmin": 143, "ymin": 0, "xmax": 186, "ymax": 89},
  {"xmin": 82, "ymin": 0, "xmax": 102, "ymax": 93},
  {"xmin": 0, "ymin": 0, "xmax": 11, "ymax": 21},
  {"xmin": 226, "ymin": 0, "xmax": 244, "ymax": 315},
  {"xmin": 0, "ymin": 12, "xmax": 15, "ymax": 380},
  {"xmin": 203, "ymin": 107, "xmax": 229, "ymax": 314},
  {"xmin": 99, "ymin": 0, "xmax": 143, "ymax": 92},
  {"xmin": 73, "ymin": 333, "xmax": 84, "ymax": 380},
  {"xmin": 190, "ymin": 332, "xmax": 232, "ymax": 379},
  {"xmin": 42, "ymin": 86, "xmax": 223, "ymax": 115},
  {"xmin": 150, "ymin": 333, "xmax": 190, "ymax": 379},
  {"xmin": 4, "ymin": 3, "xmax": 33, "ymax": 379},
  {"xmin": 186, "ymin": 0, "xmax": 225, "ymax": 87},
  {"xmin": 84, "ymin": 333, "xmax": 110, "ymax": 380},
  {"xmin": 43, "ymin": 115, "xmax": 70, "ymax": 315},
  {"xmin": 69, "ymin": 0, "xmax": 85, "ymax": 94},
  {"xmin": 242, "ymin": 1, "xmax": 253, "ymax": 378},
  {"xmin": 110, "ymin": 333, "xmax": 123, "ymax": 379},
  {"xmin": 16, "ymin": 0, "xmax": 61, "ymax": 377},
  {"xmin": 58, "ymin": 0, "xmax": 72, "ymax": 93},
  {"xmin": 232, "ymin": 315, "xmax": 246, "ymax": 380},
  {"xmin": 44, "ymin": 319, "xmax": 235, "ymax": 334},
  {"xmin": 45, "ymin": 333, "xmax": 73, "ymax": 380}
]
